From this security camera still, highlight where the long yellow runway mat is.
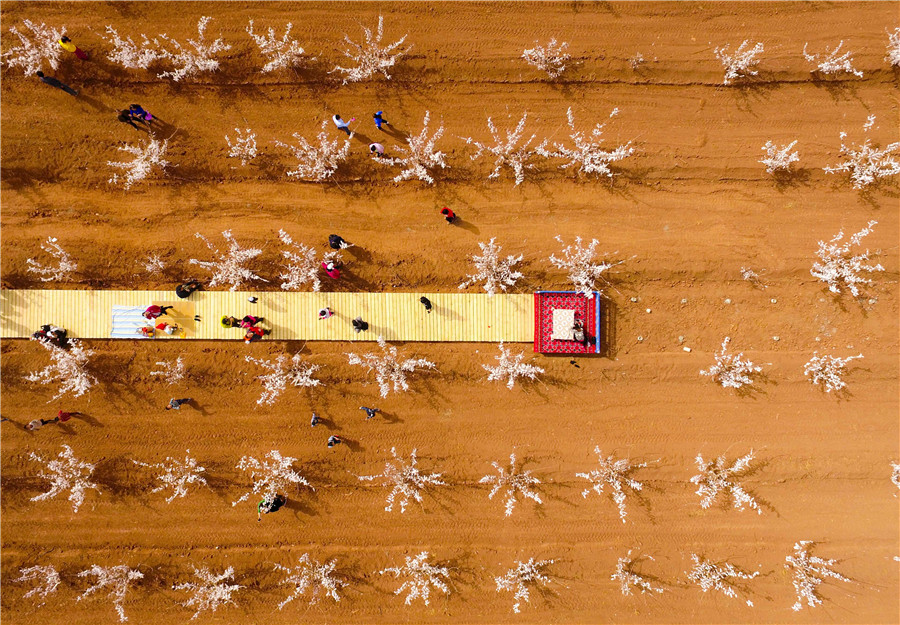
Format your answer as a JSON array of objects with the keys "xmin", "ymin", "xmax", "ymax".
[{"xmin": 0, "ymin": 290, "xmax": 534, "ymax": 343}]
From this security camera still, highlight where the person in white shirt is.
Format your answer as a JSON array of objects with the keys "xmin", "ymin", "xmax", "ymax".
[
  {"xmin": 332, "ymin": 114, "xmax": 352, "ymax": 135},
  {"xmin": 369, "ymin": 142, "xmax": 385, "ymax": 157}
]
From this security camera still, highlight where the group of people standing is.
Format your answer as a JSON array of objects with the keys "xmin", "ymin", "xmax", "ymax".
[
  {"xmin": 30, "ymin": 34, "xmax": 160, "ymax": 135},
  {"xmin": 140, "ymin": 304, "xmax": 185, "ymax": 338},
  {"xmin": 220, "ymin": 314, "xmax": 271, "ymax": 343},
  {"xmin": 32, "ymin": 324, "xmax": 69, "ymax": 348}
]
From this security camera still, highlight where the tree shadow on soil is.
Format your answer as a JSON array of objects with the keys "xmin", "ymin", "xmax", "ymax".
[
  {"xmin": 1, "ymin": 166, "xmax": 54, "ymax": 196},
  {"xmin": 93, "ymin": 455, "xmax": 147, "ymax": 497},
  {"xmin": 533, "ymin": 577, "xmax": 563, "ymax": 611},
  {"xmin": 0, "ymin": 353, "xmax": 31, "ymax": 388},
  {"xmin": 419, "ymin": 480, "xmax": 468, "ymax": 517},
  {"xmin": 537, "ymin": 481, "xmax": 580, "ymax": 519},
  {"xmin": 855, "ymin": 180, "xmax": 900, "ymax": 211},
  {"xmin": 410, "ymin": 372, "xmax": 450, "ymax": 412},
  {"xmin": 621, "ymin": 553, "xmax": 673, "ymax": 592},
  {"xmin": 0, "ymin": 475, "xmax": 43, "ymax": 508},
  {"xmin": 619, "ymin": 471, "xmax": 659, "ymax": 524},
  {"xmin": 141, "ymin": 562, "xmax": 183, "ymax": 593},
  {"xmin": 202, "ymin": 462, "xmax": 241, "ymax": 504},
  {"xmin": 811, "ymin": 74, "xmax": 865, "ymax": 104},
  {"xmin": 385, "ymin": 62, "xmax": 443, "ymax": 95},
  {"xmin": 733, "ymin": 458, "xmax": 779, "ymax": 517},
  {"xmin": 442, "ymin": 551, "xmax": 480, "ymax": 597},
  {"xmin": 283, "ymin": 490, "xmax": 319, "ymax": 519},
  {"xmin": 773, "ymin": 167, "xmax": 812, "ymax": 192},
  {"xmin": 726, "ymin": 72, "xmax": 782, "ymax": 114},
  {"xmin": 599, "ymin": 297, "xmax": 618, "ymax": 358},
  {"xmin": 252, "ymin": 151, "xmax": 287, "ymax": 180},
  {"xmin": 734, "ymin": 370, "xmax": 776, "ymax": 399}
]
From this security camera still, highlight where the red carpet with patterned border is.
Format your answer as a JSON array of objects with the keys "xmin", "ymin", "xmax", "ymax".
[{"xmin": 533, "ymin": 291, "xmax": 600, "ymax": 354}]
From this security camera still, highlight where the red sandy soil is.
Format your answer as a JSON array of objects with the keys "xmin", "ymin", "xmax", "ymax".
[{"xmin": 1, "ymin": 2, "xmax": 898, "ymax": 624}]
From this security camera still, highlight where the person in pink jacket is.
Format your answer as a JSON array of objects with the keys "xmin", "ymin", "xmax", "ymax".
[{"xmin": 322, "ymin": 260, "xmax": 341, "ymax": 280}]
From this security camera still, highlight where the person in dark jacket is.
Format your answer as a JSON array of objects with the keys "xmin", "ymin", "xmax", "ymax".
[
  {"xmin": 175, "ymin": 281, "xmax": 202, "ymax": 299},
  {"xmin": 257, "ymin": 494, "xmax": 286, "ymax": 521},
  {"xmin": 329, "ymin": 234, "xmax": 350, "ymax": 250},
  {"xmin": 352, "ymin": 317, "xmax": 369, "ymax": 333}
]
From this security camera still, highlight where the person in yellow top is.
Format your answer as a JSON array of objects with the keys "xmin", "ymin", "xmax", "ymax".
[{"xmin": 58, "ymin": 36, "xmax": 88, "ymax": 60}]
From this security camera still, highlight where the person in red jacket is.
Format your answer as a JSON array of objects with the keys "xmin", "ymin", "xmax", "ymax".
[
  {"xmin": 322, "ymin": 260, "xmax": 341, "ymax": 280},
  {"xmin": 440, "ymin": 206, "xmax": 456, "ymax": 224},
  {"xmin": 244, "ymin": 325, "xmax": 270, "ymax": 343}
]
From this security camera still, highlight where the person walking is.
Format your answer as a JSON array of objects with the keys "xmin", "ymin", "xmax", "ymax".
[
  {"xmin": 318, "ymin": 307, "xmax": 334, "ymax": 320},
  {"xmin": 165, "ymin": 398, "xmax": 192, "ymax": 410},
  {"xmin": 420, "ymin": 296, "xmax": 433, "ymax": 313},
  {"xmin": 328, "ymin": 234, "xmax": 350, "ymax": 250},
  {"xmin": 369, "ymin": 142, "xmax": 385, "ymax": 158},
  {"xmin": 332, "ymin": 114, "xmax": 353, "ymax": 135},
  {"xmin": 58, "ymin": 36, "xmax": 88, "ymax": 60},
  {"xmin": 26, "ymin": 418, "xmax": 58, "ymax": 431},
  {"xmin": 440, "ymin": 206, "xmax": 456, "ymax": 224},
  {"xmin": 327, "ymin": 435, "xmax": 342, "ymax": 448},
  {"xmin": 25, "ymin": 411, "xmax": 70, "ymax": 431},
  {"xmin": 310, "ymin": 413, "xmax": 320, "ymax": 427},
  {"xmin": 257, "ymin": 494, "xmax": 286, "ymax": 521},
  {"xmin": 359, "ymin": 406, "xmax": 380, "ymax": 420},
  {"xmin": 35, "ymin": 71, "xmax": 77, "ymax": 96},
  {"xmin": 352, "ymin": 317, "xmax": 369, "ymax": 333},
  {"xmin": 129, "ymin": 104, "xmax": 154, "ymax": 127},
  {"xmin": 247, "ymin": 296, "xmax": 259, "ymax": 304},
  {"xmin": 143, "ymin": 305, "xmax": 174, "ymax": 320},
  {"xmin": 373, "ymin": 110, "xmax": 389, "ymax": 130}
]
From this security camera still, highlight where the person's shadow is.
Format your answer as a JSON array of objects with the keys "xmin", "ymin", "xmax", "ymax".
[
  {"xmin": 379, "ymin": 123, "xmax": 406, "ymax": 141},
  {"xmin": 183, "ymin": 399, "xmax": 208, "ymax": 415},
  {"xmin": 351, "ymin": 130, "xmax": 374, "ymax": 146},
  {"xmin": 77, "ymin": 93, "xmax": 114, "ymax": 113},
  {"xmin": 451, "ymin": 217, "xmax": 480, "ymax": 235},
  {"xmin": 71, "ymin": 411, "xmax": 103, "ymax": 427},
  {"xmin": 338, "ymin": 437, "xmax": 363, "ymax": 452}
]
